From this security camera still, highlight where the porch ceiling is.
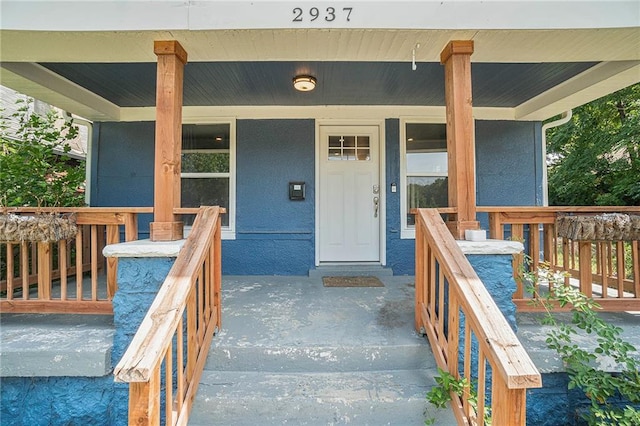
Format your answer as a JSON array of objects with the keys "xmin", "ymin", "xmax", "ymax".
[
  {"xmin": 35, "ymin": 61, "xmax": 597, "ymax": 109},
  {"xmin": 1, "ymin": 28, "xmax": 639, "ymax": 122}
]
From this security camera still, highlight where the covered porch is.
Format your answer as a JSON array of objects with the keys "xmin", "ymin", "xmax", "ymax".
[
  {"xmin": 1, "ymin": 205, "xmax": 639, "ymax": 424},
  {"xmin": 2, "ymin": 1, "xmax": 640, "ymax": 424}
]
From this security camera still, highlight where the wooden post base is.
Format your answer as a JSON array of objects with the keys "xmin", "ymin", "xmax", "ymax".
[
  {"xmin": 150, "ymin": 221, "xmax": 184, "ymax": 241},
  {"xmin": 446, "ymin": 220, "xmax": 480, "ymax": 240}
]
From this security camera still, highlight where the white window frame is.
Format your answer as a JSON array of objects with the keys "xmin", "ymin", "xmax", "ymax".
[
  {"xmin": 181, "ymin": 120, "xmax": 236, "ymax": 240},
  {"xmin": 400, "ymin": 118, "xmax": 447, "ymax": 239}
]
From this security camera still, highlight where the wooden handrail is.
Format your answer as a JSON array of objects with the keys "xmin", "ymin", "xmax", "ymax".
[
  {"xmin": 114, "ymin": 206, "xmax": 222, "ymax": 425},
  {"xmin": 415, "ymin": 208, "xmax": 541, "ymax": 424}
]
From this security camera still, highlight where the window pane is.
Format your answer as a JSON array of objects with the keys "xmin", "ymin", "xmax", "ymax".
[
  {"xmin": 343, "ymin": 136, "xmax": 356, "ymax": 147},
  {"xmin": 406, "ymin": 123, "xmax": 446, "ymax": 150},
  {"xmin": 182, "ymin": 124, "xmax": 230, "ymax": 150},
  {"xmin": 357, "ymin": 136, "xmax": 370, "ymax": 148},
  {"xmin": 182, "ymin": 178, "xmax": 230, "ymax": 226},
  {"xmin": 182, "ymin": 152, "xmax": 230, "ymax": 173},
  {"xmin": 406, "ymin": 177, "xmax": 448, "ymax": 225},
  {"xmin": 329, "ymin": 136, "xmax": 341, "ymax": 148},
  {"xmin": 357, "ymin": 148, "xmax": 370, "ymax": 161},
  {"xmin": 406, "ymin": 152, "xmax": 447, "ymax": 174}
]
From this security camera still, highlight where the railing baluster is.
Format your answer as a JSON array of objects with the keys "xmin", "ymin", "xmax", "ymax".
[
  {"xmin": 91, "ymin": 225, "xmax": 98, "ymax": 301},
  {"xmin": 165, "ymin": 341, "xmax": 173, "ymax": 426},
  {"xmin": 579, "ymin": 241, "xmax": 593, "ymax": 297},
  {"xmin": 6, "ymin": 243, "xmax": 14, "ymax": 300},
  {"xmin": 477, "ymin": 349, "xmax": 487, "ymax": 426},
  {"xmin": 21, "ymin": 241, "xmax": 29, "ymax": 300},
  {"xmin": 633, "ymin": 241, "xmax": 640, "ymax": 298},
  {"xmin": 616, "ymin": 241, "xmax": 625, "ymax": 298},
  {"xmin": 76, "ymin": 227, "xmax": 84, "ymax": 301},
  {"xmin": 106, "ymin": 224, "xmax": 119, "ymax": 299},
  {"xmin": 59, "ymin": 239, "xmax": 68, "ymax": 300},
  {"xmin": 177, "ymin": 317, "xmax": 185, "ymax": 416},
  {"xmin": 462, "ymin": 322, "xmax": 471, "ymax": 418}
]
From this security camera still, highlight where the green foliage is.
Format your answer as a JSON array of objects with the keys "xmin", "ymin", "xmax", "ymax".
[
  {"xmin": 546, "ymin": 83, "xmax": 640, "ymax": 206},
  {"xmin": 523, "ymin": 264, "xmax": 640, "ymax": 425},
  {"xmin": 0, "ymin": 99, "xmax": 85, "ymax": 207},
  {"xmin": 425, "ymin": 368, "xmax": 491, "ymax": 425},
  {"xmin": 181, "ymin": 152, "xmax": 230, "ymax": 173}
]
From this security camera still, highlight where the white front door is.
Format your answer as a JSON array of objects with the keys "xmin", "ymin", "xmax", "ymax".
[{"xmin": 319, "ymin": 125, "xmax": 381, "ymax": 262}]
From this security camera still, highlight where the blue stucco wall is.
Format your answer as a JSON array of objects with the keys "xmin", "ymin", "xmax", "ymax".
[
  {"xmin": 92, "ymin": 118, "xmax": 541, "ymax": 275},
  {"xmin": 90, "ymin": 122, "xmax": 155, "ymax": 238},
  {"xmin": 385, "ymin": 119, "xmax": 415, "ymax": 275},
  {"xmin": 466, "ymin": 254, "xmax": 518, "ymax": 330},
  {"xmin": 224, "ymin": 119, "xmax": 315, "ymax": 275},
  {"xmin": 0, "ymin": 376, "xmax": 116, "ymax": 425},
  {"xmin": 476, "ymin": 120, "xmax": 544, "ymax": 229}
]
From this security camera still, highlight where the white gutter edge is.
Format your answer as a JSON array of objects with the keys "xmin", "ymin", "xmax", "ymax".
[{"xmin": 541, "ymin": 110, "xmax": 572, "ymax": 206}]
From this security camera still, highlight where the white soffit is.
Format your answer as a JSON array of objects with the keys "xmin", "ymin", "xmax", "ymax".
[
  {"xmin": 1, "ymin": 28, "xmax": 639, "ymax": 63},
  {"xmin": 1, "ymin": 1, "xmax": 638, "ymax": 31},
  {"xmin": 515, "ymin": 61, "xmax": 640, "ymax": 120},
  {"xmin": 0, "ymin": 63, "xmax": 120, "ymax": 121}
]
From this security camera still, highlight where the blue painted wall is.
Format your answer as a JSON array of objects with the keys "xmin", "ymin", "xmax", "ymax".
[
  {"xmin": 385, "ymin": 119, "xmax": 415, "ymax": 275},
  {"xmin": 90, "ymin": 122, "xmax": 155, "ymax": 238},
  {"xmin": 92, "ymin": 118, "xmax": 541, "ymax": 276},
  {"xmin": 225, "ymin": 119, "xmax": 315, "ymax": 275}
]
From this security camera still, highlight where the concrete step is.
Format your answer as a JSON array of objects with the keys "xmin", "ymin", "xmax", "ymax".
[
  {"xmin": 189, "ymin": 276, "xmax": 455, "ymax": 425},
  {"xmin": 189, "ymin": 369, "xmax": 453, "ymax": 426},
  {"xmin": 206, "ymin": 343, "xmax": 435, "ymax": 373}
]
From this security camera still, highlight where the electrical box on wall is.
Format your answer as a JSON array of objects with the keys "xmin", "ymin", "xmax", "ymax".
[{"xmin": 289, "ymin": 182, "xmax": 305, "ymax": 200}]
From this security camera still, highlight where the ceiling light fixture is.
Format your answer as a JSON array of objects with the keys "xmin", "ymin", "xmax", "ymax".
[{"xmin": 293, "ymin": 75, "xmax": 316, "ymax": 92}]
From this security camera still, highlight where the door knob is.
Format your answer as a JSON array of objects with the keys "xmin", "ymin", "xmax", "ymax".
[{"xmin": 373, "ymin": 196, "xmax": 379, "ymax": 218}]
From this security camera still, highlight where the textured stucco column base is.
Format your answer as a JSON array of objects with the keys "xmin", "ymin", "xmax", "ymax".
[
  {"xmin": 104, "ymin": 238, "xmax": 184, "ymax": 424},
  {"xmin": 457, "ymin": 239, "xmax": 523, "ymax": 330}
]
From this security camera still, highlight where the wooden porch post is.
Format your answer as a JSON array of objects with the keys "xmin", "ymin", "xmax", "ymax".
[
  {"xmin": 440, "ymin": 40, "xmax": 480, "ymax": 239},
  {"xmin": 150, "ymin": 40, "xmax": 187, "ymax": 241}
]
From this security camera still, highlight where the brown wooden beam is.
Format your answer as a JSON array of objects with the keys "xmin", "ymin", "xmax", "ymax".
[
  {"xmin": 150, "ymin": 40, "xmax": 187, "ymax": 241},
  {"xmin": 441, "ymin": 40, "xmax": 480, "ymax": 239}
]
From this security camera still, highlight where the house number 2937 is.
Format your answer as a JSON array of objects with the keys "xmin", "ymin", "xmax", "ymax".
[{"xmin": 292, "ymin": 7, "xmax": 353, "ymax": 23}]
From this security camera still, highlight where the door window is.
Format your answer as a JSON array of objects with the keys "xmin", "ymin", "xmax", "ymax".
[{"xmin": 328, "ymin": 135, "xmax": 371, "ymax": 161}]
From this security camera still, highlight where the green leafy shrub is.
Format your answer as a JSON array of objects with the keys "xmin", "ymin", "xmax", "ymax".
[
  {"xmin": 524, "ymin": 264, "xmax": 640, "ymax": 425},
  {"xmin": 0, "ymin": 99, "xmax": 85, "ymax": 207}
]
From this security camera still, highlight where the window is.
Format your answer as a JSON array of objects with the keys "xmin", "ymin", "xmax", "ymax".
[
  {"xmin": 181, "ymin": 122, "xmax": 235, "ymax": 238},
  {"xmin": 400, "ymin": 121, "xmax": 448, "ymax": 238},
  {"xmin": 328, "ymin": 135, "xmax": 371, "ymax": 161}
]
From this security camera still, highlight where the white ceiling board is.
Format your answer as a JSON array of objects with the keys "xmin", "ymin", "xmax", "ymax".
[{"xmin": 1, "ymin": 28, "xmax": 638, "ymax": 63}]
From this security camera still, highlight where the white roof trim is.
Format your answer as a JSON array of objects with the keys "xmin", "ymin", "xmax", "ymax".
[{"xmin": 2, "ymin": 1, "xmax": 638, "ymax": 32}]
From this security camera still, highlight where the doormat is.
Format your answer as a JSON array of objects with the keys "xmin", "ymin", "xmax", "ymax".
[{"xmin": 322, "ymin": 276, "xmax": 384, "ymax": 287}]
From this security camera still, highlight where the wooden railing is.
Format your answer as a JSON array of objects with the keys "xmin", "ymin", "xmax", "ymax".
[
  {"xmin": 481, "ymin": 206, "xmax": 640, "ymax": 312},
  {"xmin": 114, "ymin": 206, "xmax": 222, "ymax": 425},
  {"xmin": 415, "ymin": 208, "xmax": 541, "ymax": 425},
  {"xmin": 1, "ymin": 207, "xmax": 150, "ymax": 314}
]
